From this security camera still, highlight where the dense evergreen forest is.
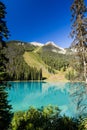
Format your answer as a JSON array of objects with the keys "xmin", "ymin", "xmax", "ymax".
[
  {"xmin": 4, "ymin": 41, "xmax": 42, "ymax": 80},
  {"xmin": 38, "ymin": 51, "xmax": 71, "ymax": 71}
]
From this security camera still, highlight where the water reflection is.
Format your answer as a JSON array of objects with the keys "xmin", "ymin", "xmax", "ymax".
[
  {"xmin": 8, "ymin": 82, "xmax": 87, "ymax": 117},
  {"xmin": 65, "ymin": 82, "xmax": 87, "ymax": 117}
]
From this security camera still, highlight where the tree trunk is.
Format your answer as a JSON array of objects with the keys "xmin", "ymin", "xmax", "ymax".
[{"xmin": 84, "ymin": 61, "xmax": 87, "ymax": 83}]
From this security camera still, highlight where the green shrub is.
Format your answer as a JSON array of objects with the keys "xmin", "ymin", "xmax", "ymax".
[
  {"xmin": 11, "ymin": 106, "xmax": 78, "ymax": 130},
  {"xmin": 65, "ymin": 68, "xmax": 77, "ymax": 80}
]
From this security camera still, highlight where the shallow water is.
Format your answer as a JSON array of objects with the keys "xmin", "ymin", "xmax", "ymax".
[{"xmin": 8, "ymin": 82, "xmax": 87, "ymax": 117}]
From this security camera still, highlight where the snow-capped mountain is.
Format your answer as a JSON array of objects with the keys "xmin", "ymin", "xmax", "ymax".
[
  {"xmin": 44, "ymin": 41, "xmax": 66, "ymax": 54},
  {"xmin": 30, "ymin": 41, "xmax": 66, "ymax": 54}
]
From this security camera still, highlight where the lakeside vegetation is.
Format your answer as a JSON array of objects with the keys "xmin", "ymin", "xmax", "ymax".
[{"xmin": 10, "ymin": 106, "xmax": 85, "ymax": 130}]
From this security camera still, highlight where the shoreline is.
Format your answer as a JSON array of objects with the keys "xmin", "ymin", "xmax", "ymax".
[{"xmin": 8, "ymin": 80, "xmax": 85, "ymax": 83}]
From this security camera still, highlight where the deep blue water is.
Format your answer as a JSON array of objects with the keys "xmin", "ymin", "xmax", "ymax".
[{"xmin": 8, "ymin": 82, "xmax": 87, "ymax": 117}]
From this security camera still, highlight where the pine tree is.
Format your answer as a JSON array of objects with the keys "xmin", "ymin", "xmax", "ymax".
[
  {"xmin": 0, "ymin": 1, "xmax": 12, "ymax": 130},
  {"xmin": 71, "ymin": 0, "xmax": 87, "ymax": 82},
  {"xmin": 40, "ymin": 68, "xmax": 42, "ymax": 80},
  {"xmin": 0, "ymin": 1, "xmax": 9, "ymax": 47}
]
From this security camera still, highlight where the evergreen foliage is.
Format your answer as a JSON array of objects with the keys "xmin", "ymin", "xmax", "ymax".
[
  {"xmin": 71, "ymin": 0, "xmax": 87, "ymax": 82},
  {"xmin": 65, "ymin": 68, "xmax": 77, "ymax": 80},
  {"xmin": 38, "ymin": 51, "xmax": 70, "ymax": 71},
  {"xmin": 0, "ymin": 1, "xmax": 12, "ymax": 129},
  {"xmin": 70, "ymin": 0, "xmax": 87, "ymax": 125},
  {"xmin": 0, "ymin": 1, "xmax": 9, "ymax": 47},
  {"xmin": 0, "ymin": 83, "xmax": 12, "ymax": 130}
]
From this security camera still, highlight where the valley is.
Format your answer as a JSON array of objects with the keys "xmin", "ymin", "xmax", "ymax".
[{"xmin": 5, "ymin": 40, "xmax": 74, "ymax": 81}]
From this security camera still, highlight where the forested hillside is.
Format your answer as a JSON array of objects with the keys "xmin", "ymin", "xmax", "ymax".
[
  {"xmin": 4, "ymin": 41, "xmax": 42, "ymax": 80},
  {"xmin": 4, "ymin": 41, "xmax": 74, "ymax": 81}
]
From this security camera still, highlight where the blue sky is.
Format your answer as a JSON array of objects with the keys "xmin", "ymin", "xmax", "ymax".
[{"xmin": 2, "ymin": 0, "xmax": 87, "ymax": 48}]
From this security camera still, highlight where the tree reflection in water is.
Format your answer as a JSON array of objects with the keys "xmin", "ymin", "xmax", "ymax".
[{"xmin": 66, "ymin": 82, "xmax": 87, "ymax": 117}]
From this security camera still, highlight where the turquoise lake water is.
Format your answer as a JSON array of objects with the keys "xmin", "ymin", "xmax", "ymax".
[{"xmin": 8, "ymin": 82, "xmax": 87, "ymax": 117}]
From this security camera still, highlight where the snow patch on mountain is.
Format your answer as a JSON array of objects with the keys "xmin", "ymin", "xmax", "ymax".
[{"xmin": 30, "ymin": 42, "xmax": 44, "ymax": 46}]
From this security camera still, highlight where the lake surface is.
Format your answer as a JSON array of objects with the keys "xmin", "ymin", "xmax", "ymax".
[{"xmin": 8, "ymin": 82, "xmax": 87, "ymax": 117}]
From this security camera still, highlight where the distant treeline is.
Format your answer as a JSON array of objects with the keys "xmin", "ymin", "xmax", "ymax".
[{"xmin": 7, "ymin": 58, "xmax": 42, "ymax": 80}]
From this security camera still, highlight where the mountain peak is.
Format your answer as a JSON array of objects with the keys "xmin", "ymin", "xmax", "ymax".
[
  {"xmin": 45, "ymin": 41, "xmax": 58, "ymax": 48},
  {"xmin": 45, "ymin": 41, "xmax": 66, "ymax": 54}
]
